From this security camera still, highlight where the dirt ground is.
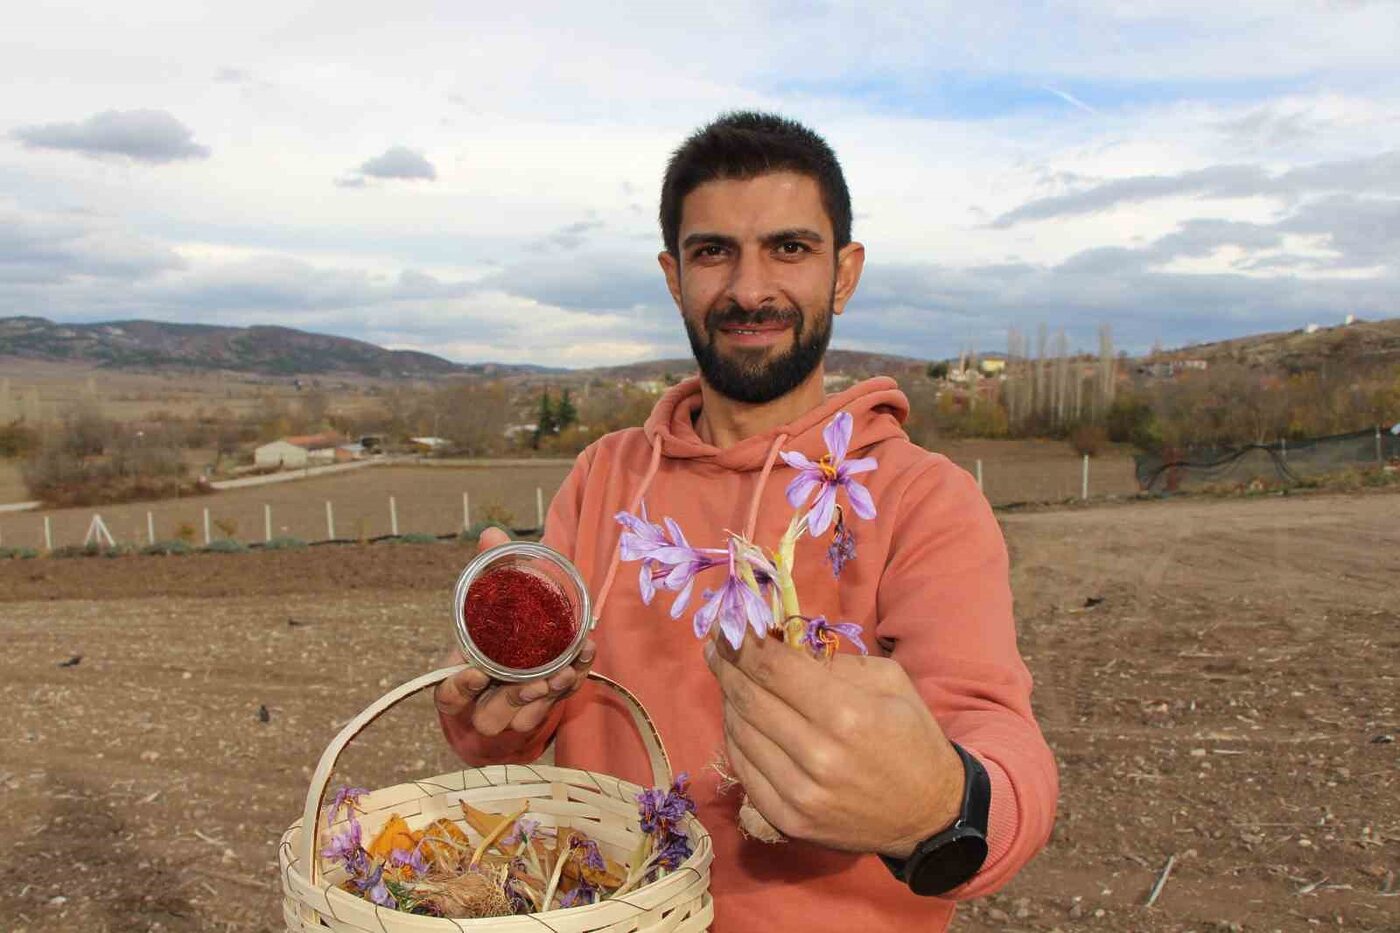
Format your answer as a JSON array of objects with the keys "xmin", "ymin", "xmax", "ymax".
[{"xmin": 1, "ymin": 488, "xmax": 1396, "ymax": 932}]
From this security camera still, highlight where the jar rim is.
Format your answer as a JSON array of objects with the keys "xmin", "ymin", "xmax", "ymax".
[{"xmin": 451, "ymin": 541, "xmax": 593, "ymax": 682}]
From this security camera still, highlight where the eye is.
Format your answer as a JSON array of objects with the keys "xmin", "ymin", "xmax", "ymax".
[
  {"xmin": 692, "ymin": 244, "xmax": 728, "ymax": 260},
  {"xmin": 776, "ymin": 241, "xmax": 810, "ymax": 256}
]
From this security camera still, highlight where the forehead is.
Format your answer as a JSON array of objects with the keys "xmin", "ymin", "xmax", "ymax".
[{"xmin": 678, "ymin": 171, "xmax": 832, "ymax": 239}]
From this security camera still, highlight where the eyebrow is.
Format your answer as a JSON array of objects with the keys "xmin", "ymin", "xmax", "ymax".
[{"xmin": 681, "ymin": 227, "xmax": 827, "ymax": 250}]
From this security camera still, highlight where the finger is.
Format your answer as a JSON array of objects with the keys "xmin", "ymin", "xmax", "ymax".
[
  {"xmin": 721, "ymin": 633, "xmax": 834, "ymax": 720},
  {"xmin": 722, "ymin": 698, "xmax": 820, "ymax": 797},
  {"xmin": 434, "ymin": 665, "xmax": 491, "ymax": 717},
  {"xmin": 471, "ymin": 679, "xmax": 552, "ymax": 735},
  {"xmin": 706, "ymin": 641, "xmax": 813, "ymax": 742},
  {"xmin": 509, "ymin": 697, "xmax": 560, "ymax": 734},
  {"xmin": 722, "ymin": 732, "xmax": 798, "ymax": 837},
  {"xmin": 477, "ymin": 526, "xmax": 511, "ymax": 552}
]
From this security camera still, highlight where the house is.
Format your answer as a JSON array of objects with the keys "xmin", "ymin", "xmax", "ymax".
[
  {"xmin": 335, "ymin": 443, "xmax": 367, "ymax": 462},
  {"xmin": 254, "ymin": 432, "xmax": 344, "ymax": 469},
  {"xmin": 408, "ymin": 436, "xmax": 451, "ymax": 454},
  {"xmin": 978, "ymin": 358, "xmax": 1007, "ymax": 376}
]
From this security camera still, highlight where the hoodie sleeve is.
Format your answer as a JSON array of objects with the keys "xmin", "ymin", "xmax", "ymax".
[
  {"xmin": 438, "ymin": 448, "xmax": 593, "ymax": 766},
  {"xmin": 876, "ymin": 456, "xmax": 1057, "ymax": 899}
]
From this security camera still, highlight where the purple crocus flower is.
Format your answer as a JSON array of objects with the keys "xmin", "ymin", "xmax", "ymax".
[
  {"xmin": 320, "ymin": 820, "xmax": 362, "ymax": 863},
  {"xmin": 388, "ymin": 846, "xmax": 428, "ymax": 876},
  {"xmin": 326, "ymin": 786, "xmax": 369, "ymax": 828},
  {"xmin": 827, "ymin": 511, "xmax": 857, "ymax": 578},
  {"xmin": 615, "ymin": 506, "xmax": 726, "ymax": 611},
  {"xmin": 801, "ymin": 615, "xmax": 868, "ymax": 661},
  {"xmin": 503, "ymin": 817, "xmax": 540, "ymax": 848},
  {"xmin": 570, "ymin": 836, "xmax": 606, "ymax": 872},
  {"xmin": 636, "ymin": 772, "xmax": 696, "ymax": 835},
  {"xmin": 558, "ymin": 881, "xmax": 599, "ymax": 908},
  {"xmin": 692, "ymin": 540, "xmax": 773, "ymax": 650},
  {"xmin": 781, "ymin": 412, "xmax": 877, "ymax": 537},
  {"xmin": 654, "ymin": 832, "xmax": 693, "ymax": 870},
  {"xmin": 356, "ymin": 863, "xmax": 396, "ymax": 908}
]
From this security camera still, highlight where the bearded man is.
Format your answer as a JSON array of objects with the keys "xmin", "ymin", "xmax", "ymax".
[{"xmin": 437, "ymin": 111, "xmax": 1057, "ymax": 931}]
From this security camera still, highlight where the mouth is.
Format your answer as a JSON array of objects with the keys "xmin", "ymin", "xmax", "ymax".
[{"xmin": 715, "ymin": 320, "xmax": 794, "ymax": 347}]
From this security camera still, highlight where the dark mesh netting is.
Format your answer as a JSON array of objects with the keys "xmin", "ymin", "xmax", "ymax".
[{"xmin": 1134, "ymin": 426, "xmax": 1400, "ymax": 492}]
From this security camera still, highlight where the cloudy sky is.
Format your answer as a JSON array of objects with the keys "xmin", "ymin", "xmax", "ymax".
[{"xmin": 2, "ymin": 1, "xmax": 1397, "ymax": 367}]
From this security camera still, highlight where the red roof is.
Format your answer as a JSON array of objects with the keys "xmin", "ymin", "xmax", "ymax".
[{"xmin": 281, "ymin": 433, "xmax": 344, "ymax": 450}]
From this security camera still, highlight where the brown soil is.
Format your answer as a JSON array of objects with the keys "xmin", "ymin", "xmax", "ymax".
[{"xmin": 1, "ymin": 490, "xmax": 1396, "ymax": 932}]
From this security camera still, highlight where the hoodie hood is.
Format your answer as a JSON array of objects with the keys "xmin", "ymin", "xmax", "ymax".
[{"xmin": 643, "ymin": 375, "xmax": 910, "ymax": 472}]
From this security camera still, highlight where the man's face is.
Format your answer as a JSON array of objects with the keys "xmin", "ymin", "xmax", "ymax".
[{"xmin": 659, "ymin": 171, "xmax": 864, "ymax": 404}]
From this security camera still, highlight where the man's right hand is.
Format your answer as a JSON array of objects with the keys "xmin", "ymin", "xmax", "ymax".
[{"xmin": 433, "ymin": 526, "xmax": 595, "ymax": 738}]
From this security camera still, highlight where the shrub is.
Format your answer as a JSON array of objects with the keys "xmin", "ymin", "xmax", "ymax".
[
  {"xmin": 1067, "ymin": 423, "xmax": 1109, "ymax": 457},
  {"xmin": 478, "ymin": 503, "xmax": 515, "ymax": 528},
  {"xmin": 0, "ymin": 546, "xmax": 40, "ymax": 559},
  {"xmin": 265, "ymin": 536, "xmax": 307, "ymax": 550},
  {"xmin": 202, "ymin": 538, "xmax": 247, "ymax": 554},
  {"xmin": 174, "ymin": 522, "xmax": 197, "ymax": 544},
  {"xmin": 51, "ymin": 543, "xmax": 105, "ymax": 558},
  {"xmin": 394, "ymin": 532, "xmax": 441, "ymax": 545},
  {"xmin": 143, "ymin": 540, "xmax": 193, "ymax": 556}
]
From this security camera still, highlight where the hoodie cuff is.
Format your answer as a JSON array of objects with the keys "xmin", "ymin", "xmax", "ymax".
[{"xmin": 971, "ymin": 748, "xmax": 1017, "ymax": 875}]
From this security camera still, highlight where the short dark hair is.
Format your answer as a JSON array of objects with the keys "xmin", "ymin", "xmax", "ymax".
[{"xmin": 659, "ymin": 111, "xmax": 852, "ymax": 257}]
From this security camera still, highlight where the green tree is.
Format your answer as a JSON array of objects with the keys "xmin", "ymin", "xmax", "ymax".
[
  {"xmin": 532, "ymin": 391, "xmax": 557, "ymax": 449},
  {"xmin": 555, "ymin": 389, "xmax": 578, "ymax": 431}
]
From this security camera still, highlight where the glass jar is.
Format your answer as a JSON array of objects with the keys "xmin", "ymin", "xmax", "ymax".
[{"xmin": 451, "ymin": 541, "xmax": 593, "ymax": 682}]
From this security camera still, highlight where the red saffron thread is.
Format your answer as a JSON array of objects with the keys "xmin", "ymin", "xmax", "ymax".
[{"xmin": 465, "ymin": 566, "xmax": 576, "ymax": 669}]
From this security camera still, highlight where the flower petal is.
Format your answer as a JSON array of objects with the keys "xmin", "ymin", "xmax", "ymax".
[
  {"xmin": 806, "ymin": 484, "xmax": 838, "ymax": 537},
  {"xmin": 779, "ymin": 450, "xmax": 816, "ymax": 471},
  {"xmin": 823, "ymin": 412, "xmax": 852, "ymax": 464},
  {"xmin": 663, "ymin": 516, "xmax": 689, "ymax": 548},
  {"xmin": 843, "ymin": 479, "xmax": 877, "ymax": 521},
  {"xmin": 785, "ymin": 470, "xmax": 823, "ymax": 509},
  {"xmin": 670, "ymin": 575, "xmax": 697, "ymax": 618},
  {"xmin": 839, "ymin": 456, "xmax": 878, "ymax": 476},
  {"xmin": 831, "ymin": 621, "xmax": 869, "ymax": 655},
  {"xmin": 638, "ymin": 560, "xmax": 656, "ymax": 604},
  {"xmin": 692, "ymin": 588, "xmax": 721, "ymax": 639},
  {"xmin": 738, "ymin": 579, "xmax": 773, "ymax": 638}
]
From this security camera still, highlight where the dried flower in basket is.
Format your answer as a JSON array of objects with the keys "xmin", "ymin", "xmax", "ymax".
[
  {"xmin": 614, "ymin": 413, "xmax": 876, "ymax": 841},
  {"xmin": 318, "ymin": 776, "xmax": 698, "ymax": 919}
]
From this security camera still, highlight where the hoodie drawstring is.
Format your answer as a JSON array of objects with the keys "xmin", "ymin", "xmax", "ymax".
[
  {"xmin": 593, "ymin": 434, "xmax": 664, "ymax": 621},
  {"xmin": 593, "ymin": 430, "xmax": 790, "ymax": 623},
  {"xmin": 744, "ymin": 433, "xmax": 788, "ymax": 541}
]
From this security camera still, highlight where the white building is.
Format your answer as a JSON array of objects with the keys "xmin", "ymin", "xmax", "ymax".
[{"xmin": 254, "ymin": 440, "xmax": 309, "ymax": 469}]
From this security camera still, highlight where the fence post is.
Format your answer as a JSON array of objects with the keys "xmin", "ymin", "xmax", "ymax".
[
  {"xmin": 1378, "ymin": 426, "xmax": 1384, "ymax": 466},
  {"xmin": 147, "ymin": 511, "xmax": 155, "ymax": 545},
  {"xmin": 1081, "ymin": 454, "xmax": 1089, "ymax": 500},
  {"xmin": 463, "ymin": 492, "xmax": 470, "ymax": 531},
  {"xmin": 43, "ymin": 515, "xmax": 52, "ymax": 551},
  {"xmin": 264, "ymin": 504, "xmax": 272, "ymax": 542},
  {"xmin": 203, "ymin": 508, "xmax": 211, "ymax": 546},
  {"xmin": 390, "ymin": 496, "xmax": 399, "ymax": 536},
  {"xmin": 536, "ymin": 487, "xmax": 545, "ymax": 530},
  {"xmin": 325, "ymin": 500, "xmax": 336, "ymax": 541},
  {"xmin": 975, "ymin": 459, "xmax": 983, "ymax": 491},
  {"xmin": 1280, "ymin": 437, "xmax": 1287, "ymax": 461}
]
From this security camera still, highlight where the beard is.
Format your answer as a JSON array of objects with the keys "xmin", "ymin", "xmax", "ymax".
[{"xmin": 684, "ymin": 297, "xmax": 833, "ymax": 405}]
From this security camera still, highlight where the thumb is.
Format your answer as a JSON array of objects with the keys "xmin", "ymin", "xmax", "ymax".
[{"xmin": 478, "ymin": 525, "xmax": 511, "ymax": 552}]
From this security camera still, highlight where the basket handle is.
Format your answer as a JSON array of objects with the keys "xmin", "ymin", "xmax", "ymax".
[{"xmin": 297, "ymin": 667, "xmax": 672, "ymax": 882}]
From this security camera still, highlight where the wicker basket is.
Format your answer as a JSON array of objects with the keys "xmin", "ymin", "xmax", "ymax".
[{"xmin": 279, "ymin": 667, "xmax": 714, "ymax": 931}]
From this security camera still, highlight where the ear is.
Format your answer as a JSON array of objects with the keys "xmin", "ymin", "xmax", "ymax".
[
  {"xmin": 658, "ymin": 251, "xmax": 683, "ymax": 310},
  {"xmin": 832, "ymin": 241, "xmax": 865, "ymax": 316}
]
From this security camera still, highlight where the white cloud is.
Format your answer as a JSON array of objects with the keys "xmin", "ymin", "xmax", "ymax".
[{"xmin": 0, "ymin": 2, "xmax": 1397, "ymax": 365}]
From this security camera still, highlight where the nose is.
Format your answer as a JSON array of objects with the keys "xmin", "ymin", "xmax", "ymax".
[{"xmin": 723, "ymin": 247, "xmax": 779, "ymax": 311}]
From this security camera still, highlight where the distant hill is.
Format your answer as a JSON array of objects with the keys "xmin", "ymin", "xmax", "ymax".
[
  {"xmin": 1155, "ymin": 317, "xmax": 1400, "ymax": 372},
  {"xmin": 573, "ymin": 348, "xmax": 929, "ymax": 384},
  {"xmin": 0, "ymin": 317, "xmax": 552, "ymax": 379}
]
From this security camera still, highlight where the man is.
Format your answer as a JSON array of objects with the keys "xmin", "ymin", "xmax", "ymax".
[{"xmin": 437, "ymin": 112, "xmax": 1057, "ymax": 930}]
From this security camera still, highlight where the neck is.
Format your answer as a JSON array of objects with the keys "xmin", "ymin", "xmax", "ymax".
[{"xmin": 694, "ymin": 364, "xmax": 827, "ymax": 449}]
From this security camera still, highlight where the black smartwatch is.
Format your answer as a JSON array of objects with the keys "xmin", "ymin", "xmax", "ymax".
[{"xmin": 881, "ymin": 742, "xmax": 991, "ymax": 896}]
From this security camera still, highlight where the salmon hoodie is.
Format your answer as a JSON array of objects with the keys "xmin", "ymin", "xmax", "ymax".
[{"xmin": 441, "ymin": 376, "xmax": 1058, "ymax": 931}]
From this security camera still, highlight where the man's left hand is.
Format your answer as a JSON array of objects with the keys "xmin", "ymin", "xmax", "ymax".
[{"xmin": 705, "ymin": 634, "xmax": 965, "ymax": 858}]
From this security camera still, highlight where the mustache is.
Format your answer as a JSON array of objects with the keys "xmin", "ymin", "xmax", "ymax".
[{"xmin": 706, "ymin": 303, "xmax": 802, "ymax": 332}]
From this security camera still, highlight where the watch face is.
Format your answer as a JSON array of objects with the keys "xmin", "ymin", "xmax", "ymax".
[{"xmin": 909, "ymin": 831, "xmax": 990, "ymax": 897}]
